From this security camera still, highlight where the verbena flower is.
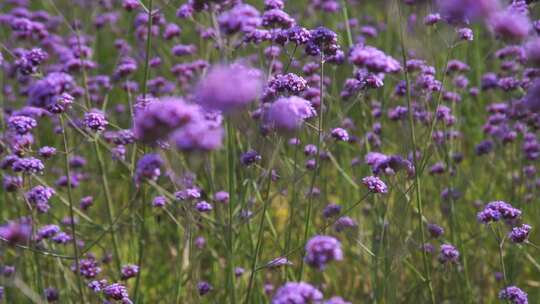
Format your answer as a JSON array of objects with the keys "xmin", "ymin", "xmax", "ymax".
[
  {"xmin": 194, "ymin": 64, "xmax": 263, "ymax": 113},
  {"xmin": 499, "ymin": 286, "xmax": 528, "ymax": 304},
  {"xmin": 272, "ymin": 282, "xmax": 323, "ymax": 304},
  {"xmin": 304, "ymin": 235, "xmax": 343, "ymax": 270}
]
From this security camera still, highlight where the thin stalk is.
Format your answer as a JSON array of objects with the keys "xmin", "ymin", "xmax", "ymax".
[
  {"xmin": 133, "ymin": 0, "xmax": 153, "ymax": 301},
  {"xmin": 60, "ymin": 116, "xmax": 85, "ymax": 302},
  {"xmin": 245, "ymin": 138, "xmax": 282, "ymax": 303},
  {"xmin": 298, "ymin": 53, "xmax": 325, "ymax": 280},
  {"xmin": 226, "ymin": 120, "xmax": 237, "ymax": 303},
  {"xmin": 396, "ymin": 2, "xmax": 435, "ymax": 303},
  {"xmin": 93, "ymin": 135, "xmax": 122, "ymax": 273}
]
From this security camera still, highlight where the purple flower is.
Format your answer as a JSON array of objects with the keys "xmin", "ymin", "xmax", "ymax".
[
  {"xmin": 477, "ymin": 201, "xmax": 521, "ymax": 224},
  {"xmin": 361, "ymin": 176, "xmax": 388, "ymax": 194},
  {"xmin": 262, "ymin": 9, "xmax": 295, "ymax": 29},
  {"xmin": 83, "ymin": 110, "xmax": 108, "ymax": 132},
  {"xmin": 457, "ymin": 27, "xmax": 474, "ymax": 41},
  {"xmin": 324, "ymin": 297, "xmax": 352, "ymax": 304},
  {"xmin": 0, "ymin": 219, "xmax": 31, "ymax": 245},
  {"xmin": 438, "ymin": 243, "xmax": 459, "ymax": 264},
  {"xmin": 525, "ymin": 38, "xmax": 540, "ymax": 67},
  {"xmin": 267, "ymin": 257, "xmax": 293, "ymax": 268},
  {"xmin": 241, "ymin": 150, "xmax": 262, "ymax": 166},
  {"xmin": 427, "ymin": 223, "xmax": 444, "ymax": 238},
  {"xmin": 323, "ymin": 203, "xmax": 341, "ymax": 218},
  {"xmin": 288, "ymin": 26, "xmax": 312, "ymax": 45},
  {"xmin": 268, "ymin": 73, "xmax": 308, "ymax": 94},
  {"xmin": 488, "ymin": 10, "xmax": 531, "ymax": 41},
  {"xmin": 304, "ymin": 235, "xmax": 343, "ymax": 270},
  {"xmin": 3, "ymin": 175, "xmax": 23, "ymax": 192},
  {"xmin": 170, "ymin": 113, "xmax": 224, "ymax": 152},
  {"xmin": 194, "ymin": 64, "xmax": 263, "ymax": 113},
  {"xmin": 334, "ymin": 216, "xmax": 358, "ymax": 232},
  {"xmin": 103, "ymin": 283, "xmax": 130, "ymax": 301},
  {"xmin": 134, "ymin": 97, "xmax": 199, "ymax": 144},
  {"xmin": 424, "ymin": 13, "xmax": 441, "ymax": 25},
  {"xmin": 44, "ymin": 287, "xmax": 59, "ymax": 302},
  {"xmin": 218, "ymin": 4, "xmax": 261, "ymax": 34},
  {"xmin": 197, "ymin": 281, "xmax": 212, "ymax": 296},
  {"xmin": 7, "ymin": 115, "xmax": 37, "ymax": 134},
  {"xmin": 265, "ymin": 96, "xmax": 315, "ymax": 131},
  {"xmin": 37, "ymin": 225, "xmax": 60, "ymax": 240},
  {"xmin": 499, "ymin": 286, "xmax": 528, "ymax": 304},
  {"xmin": 27, "ymin": 72, "xmax": 74, "ymax": 112},
  {"xmin": 12, "ymin": 157, "xmax": 44, "ymax": 174},
  {"xmin": 120, "ymin": 264, "xmax": 139, "ymax": 280},
  {"xmin": 509, "ymin": 224, "xmax": 532, "ymax": 243},
  {"xmin": 134, "ymin": 154, "xmax": 163, "ymax": 186},
  {"xmin": 349, "ymin": 45, "xmax": 401, "ymax": 73},
  {"xmin": 195, "ymin": 201, "xmax": 213, "ymax": 212},
  {"xmin": 437, "ymin": 0, "xmax": 500, "ymax": 24},
  {"xmin": 272, "ymin": 282, "xmax": 323, "ymax": 304},
  {"xmin": 52, "ymin": 232, "xmax": 72, "ymax": 244},
  {"xmin": 331, "ymin": 128, "xmax": 349, "ymax": 141},
  {"xmin": 175, "ymin": 188, "xmax": 201, "ymax": 201},
  {"xmin": 152, "ymin": 196, "xmax": 167, "ymax": 208},
  {"xmin": 38, "ymin": 146, "xmax": 56, "ymax": 158},
  {"xmin": 73, "ymin": 257, "xmax": 101, "ymax": 279},
  {"xmin": 26, "ymin": 186, "xmax": 55, "ymax": 213},
  {"xmin": 214, "ymin": 191, "xmax": 230, "ymax": 204}
]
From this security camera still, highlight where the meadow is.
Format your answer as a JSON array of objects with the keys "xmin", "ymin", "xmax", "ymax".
[{"xmin": 0, "ymin": 0, "xmax": 539, "ymax": 303}]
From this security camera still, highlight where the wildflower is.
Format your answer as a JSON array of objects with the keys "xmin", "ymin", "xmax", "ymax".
[
  {"xmin": 103, "ymin": 283, "xmax": 130, "ymax": 302},
  {"xmin": 73, "ymin": 257, "xmax": 101, "ymax": 279},
  {"xmin": 83, "ymin": 110, "xmax": 108, "ymax": 132},
  {"xmin": 26, "ymin": 186, "xmax": 55, "ymax": 213},
  {"xmin": 499, "ymin": 286, "xmax": 528, "ymax": 304},
  {"xmin": 37, "ymin": 225, "xmax": 60, "ymax": 240},
  {"xmin": 7, "ymin": 115, "xmax": 37, "ymax": 134},
  {"xmin": 241, "ymin": 150, "xmax": 262, "ymax": 166},
  {"xmin": 427, "ymin": 223, "xmax": 444, "ymax": 238},
  {"xmin": 323, "ymin": 203, "xmax": 341, "ymax": 218},
  {"xmin": 120, "ymin": 264, "xmax": 139, "ymax": 280},
  {"xmin": 134, "ymin": 97, "xmax": 199, "ymax": 144},
  {"xmin": 195, "ymin": 201, "xmax": 213, "ymax": 212},
  {"xmin": 265, "ymin": 96, "xmax": 315, "ymax": 131},
  {"xmin": 134, "ymin": 154, "xmax": 163, "ymax": 186},
  {"xmin": 12, "ymin": 157, "xmax": 44, "ymax": 174},
  {"xmin": 0, "ymin": 219, "xmax": 32, "ymax": 245},
  {"xmin": 509, "ymin": 224, "xmax": 532, "ymax": 243},
  {"xmin": 325, "ymin": 297, "xmax": 352, "ymax": 304},
  {"xmin": 438, "ymin": 243, "xmax": 459, "ymax": 264},
  {"xmin": 477, "ymin": 201, "xmax": 521, "ymax": 223},
  {"xmin": 331, "ymin": 128, "xmax": 349, "ymax": 141},
  {"xmin": 194, "ymin": 64, "xmax": 263, "ymax": 113},
  {"xmin": 214, "ymin": 191, "xmax": 230, "ymax": 204},
  {"xmin": 334, "ymin": 216, "xmax": 358, "ymax": 232},
  {"xmin": 197, "ymin": 281, "xmax": 212, "ymax": 296},
  {"xmin": 304, "ymin": 235, "xmax": 343, "ymax": 270},
  {"xmin": 152, "ymin": 196, "xmax": 167, "ymax": 208},
  {"xmin": 267, "ymin": 257, "xmax": 293, "ymax": 268},
  {"xmin": 272, "ymin": 282, "xmax": 323, "ymax": 304},
  {"xmin": 44, "ymin": 287, "xmax": 59, "ymax": 302},
  {"xmin": 361, "ymin": 176, "xmax": 388, "ymax": 194}
]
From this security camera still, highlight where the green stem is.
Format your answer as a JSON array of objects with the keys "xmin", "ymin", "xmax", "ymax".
[
  {"xmin": 396, "ymin": 2, "xmax": 435, "ymax": 303},
  {"xmin": 60, "ymin": 116, "xmax": 85, "ymax": 302},
  {"xmin": 298, "ymin": 53, "xmax": 325, "ymax": 280},
  {"xmin": 226, "ymin": 120, "xmax": 237, "ymax": 303}
]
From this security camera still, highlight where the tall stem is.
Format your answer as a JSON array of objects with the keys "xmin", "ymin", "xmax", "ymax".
[
  {"xmin": 226, "ymin": 120, "xmax": 237, "ymax": 303},
  {"xmin": 396, "ymin": 2, "xmax": 435, "ymax": 303},
  {"xmin": 60, "ymin": 116, "xmax": 85, "ymax": 302},
  {"xmin": 298, "ymin": 53, "xmax": 325, "ymax": 280}
]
